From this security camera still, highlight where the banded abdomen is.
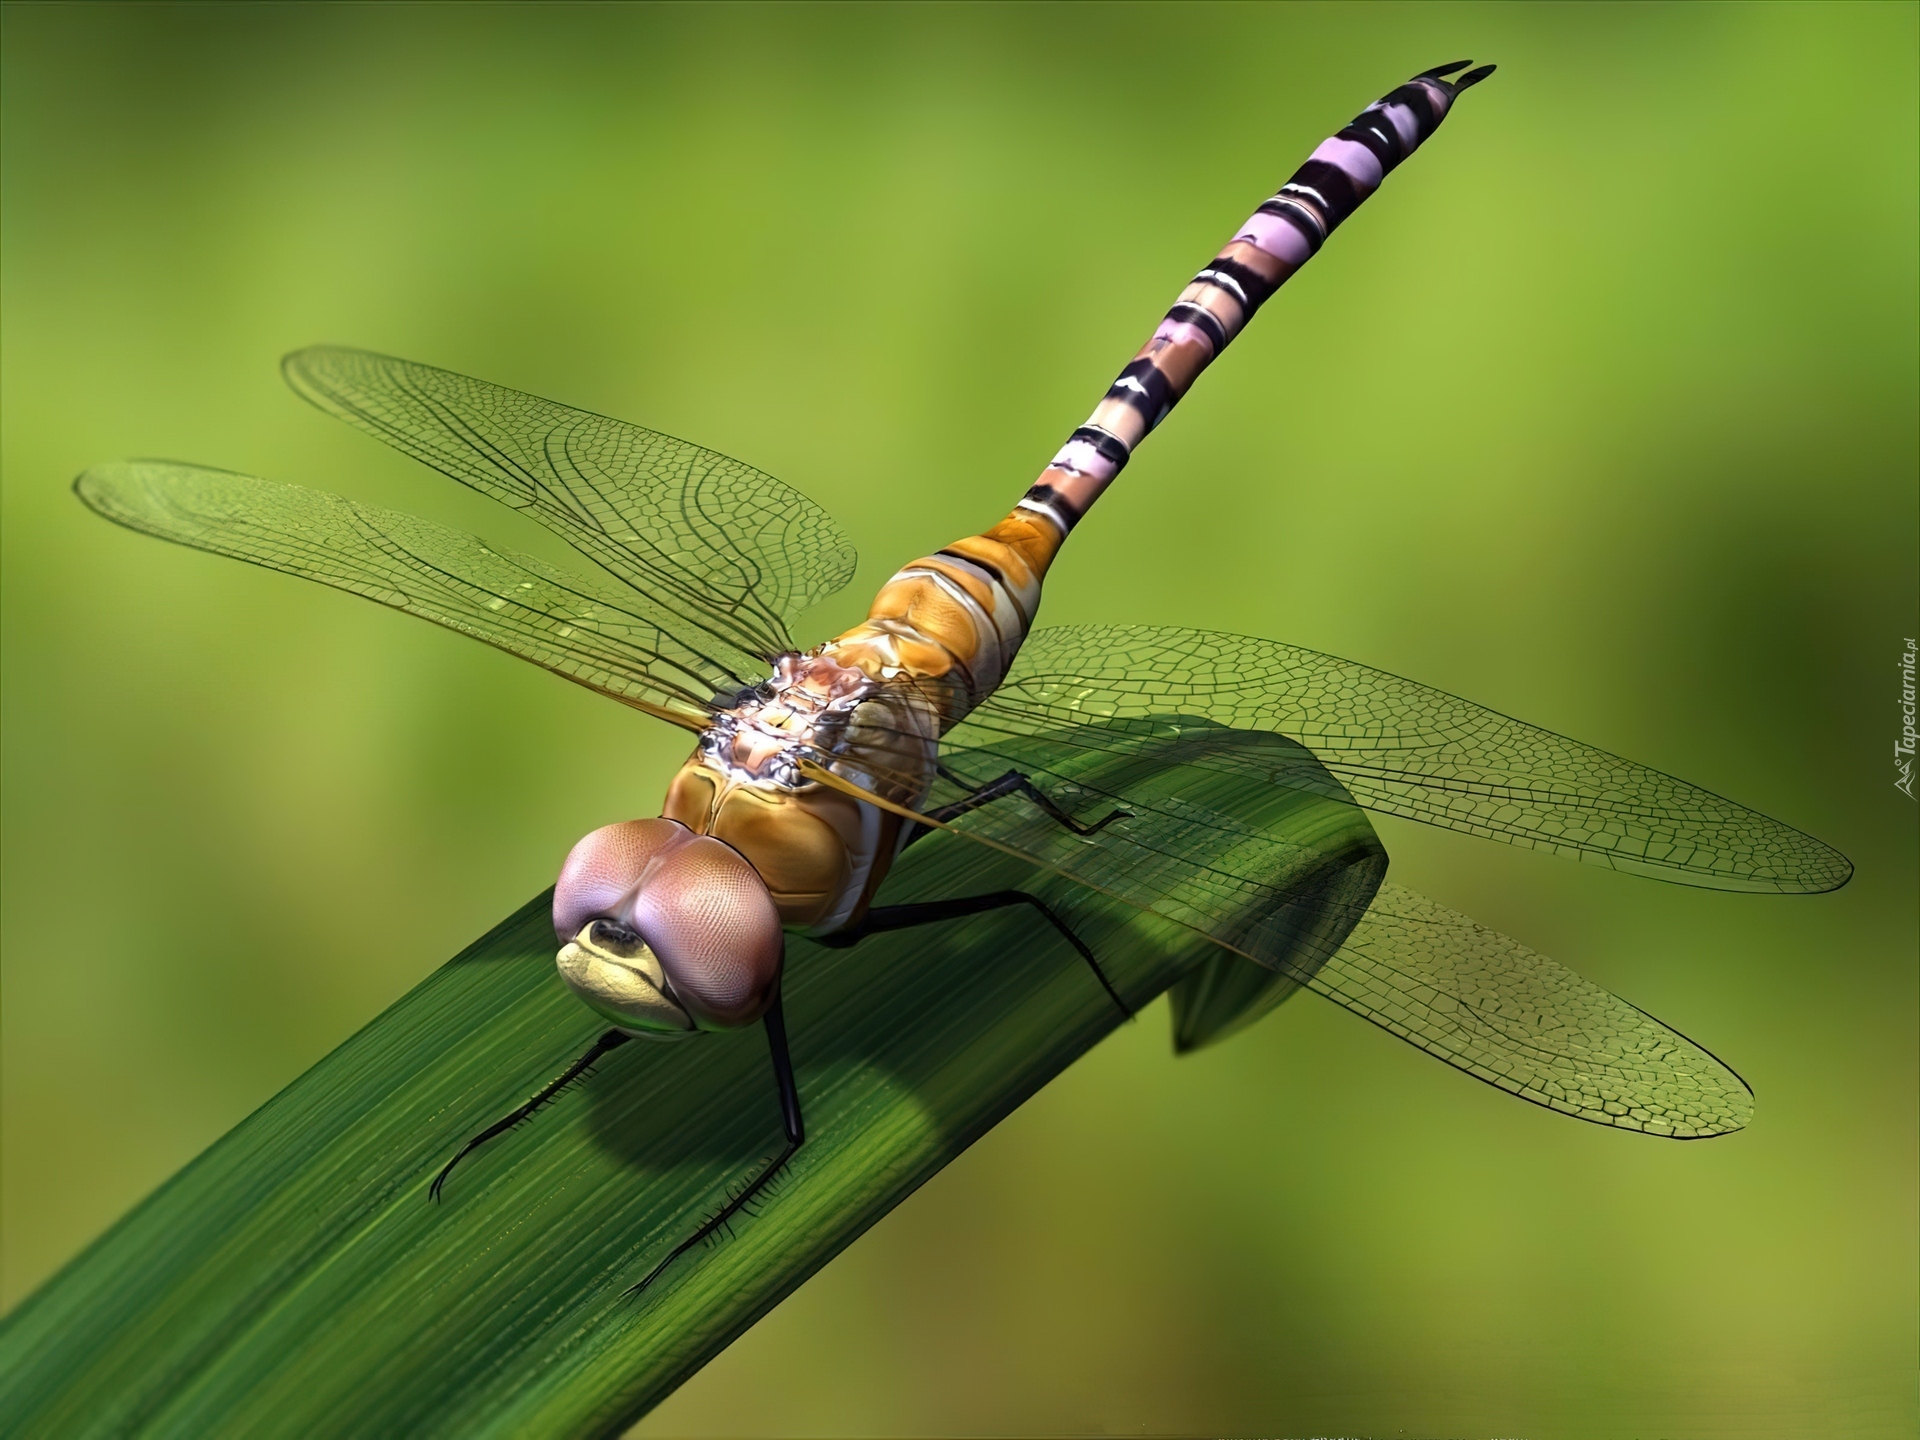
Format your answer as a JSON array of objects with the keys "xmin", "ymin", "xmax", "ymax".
[
  {"xmin": 836, "ymin": 60, "xmax": 1496, "ymax": 721},
  {"xmin": 1021, "ymin": 59, "xmax": 1492, "ymax": 545}
]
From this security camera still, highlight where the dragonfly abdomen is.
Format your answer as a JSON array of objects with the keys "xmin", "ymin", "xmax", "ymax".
[
  {"xmin": 803, "ymin": 65, "xmax": 1496, "ymax": 743},
  {"xmin": 1018, "ymin": 61, "xmax": 1493, "ymax": 543}
]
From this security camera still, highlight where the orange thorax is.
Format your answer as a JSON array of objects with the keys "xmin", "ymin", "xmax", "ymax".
[{"xmin": 663, "ymin": 509, "xmax": 1064, "ymax": 932}]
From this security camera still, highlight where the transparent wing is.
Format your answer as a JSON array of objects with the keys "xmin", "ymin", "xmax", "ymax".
[
  {"xmin": 958, "ymin": 625, "xmax": 1850, "ymax": 894},
  {"xmin": 282, "ymin": 346, "xmax": 857, "ymax": 662},
  {"xmin": 77, "ymin": 460, "xmax": 727, "ymax": 728},
  {"xmin": 1317, "ymin": 881, "xmax": 1751, "ymax": 1136},
  {"xmin": 895, "ymin": 719, "xmax": 1751, "ymax": 1135}
]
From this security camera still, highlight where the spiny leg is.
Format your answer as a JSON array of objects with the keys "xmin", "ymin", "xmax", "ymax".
[
  {"xmin": 629, "ymin": 995, "xmax": 805, "ymax": 1295},
  {"xmin": 821, "ymin": 889, "xmax": 1130, "ymax": 1020},
  {"xmin": 916, "ymin": 766, "xmax": 1131, "ymax": 841},
  {"xmin": 430, "ymin": 1028, "xmax": 630, "ymax": 1202}
]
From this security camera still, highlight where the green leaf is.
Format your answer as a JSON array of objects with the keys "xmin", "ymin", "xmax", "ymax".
[{"xmin": 0, "ymin": 769, "xmax": 1377, "ymax": 1438}]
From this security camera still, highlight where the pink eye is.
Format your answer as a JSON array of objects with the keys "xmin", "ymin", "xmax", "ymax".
[
  {"xmin": 552, "ymin": 817, "xmax": 689, "ymax": 943},
  {"xmin": 634, "ymin": 837, "xmax": 784, "ymax": 1029}
]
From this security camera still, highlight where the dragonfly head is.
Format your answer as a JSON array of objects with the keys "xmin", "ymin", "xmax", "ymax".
[{"xmin": 553, "ymin": 818, "xmax": 783, "ymax": 1036}]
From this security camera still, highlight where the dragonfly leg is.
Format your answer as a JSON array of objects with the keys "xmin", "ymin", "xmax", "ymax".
[
  {"xmin": 429, "ymin": 1028, "xmax": 630, "ymax": 1202},
  {"xmin": 821, "ymin": 890, "xmax": 1130, "ymax": 1019},
  {"xmin": 920, "ymin": 767, "xmax": 1131, "ymax": 840},
  {"xmin": 628, "ymin": 995, "xmax": 804, "ymax": 1295}
]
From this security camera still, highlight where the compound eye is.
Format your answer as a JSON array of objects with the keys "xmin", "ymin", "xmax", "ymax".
[
  {"xmin": 634, "ymin": 836, "xmax": 784, "ymax": 1029},
  {"xmin": 552, "ymin": 818, "xmax": 690, "ymax": 943}
]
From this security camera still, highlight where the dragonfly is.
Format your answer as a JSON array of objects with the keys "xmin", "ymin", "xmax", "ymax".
[{"xmin": 77, "ymin": 61, "xmax": 1850, "ymax": 1294}]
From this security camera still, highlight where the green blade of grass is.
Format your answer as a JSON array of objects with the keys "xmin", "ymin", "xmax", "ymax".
[{"xmin": 0, "ymin": 774, "xmax": 1378, "ymax": 1439}]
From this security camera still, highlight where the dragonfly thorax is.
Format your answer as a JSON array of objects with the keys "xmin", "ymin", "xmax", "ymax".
[
  {"xmin": 664, "ymin": 646, "xmax": 943, "ymax": 933},
  {"xmin": 700, "ymin": 650, "xmax": 878, "ymax": 789}
]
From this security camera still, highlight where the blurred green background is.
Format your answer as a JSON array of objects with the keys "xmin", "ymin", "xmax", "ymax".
[{"xmin": 3, "ymin": 3, "xmax": 1913, "ymax": 1436}]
